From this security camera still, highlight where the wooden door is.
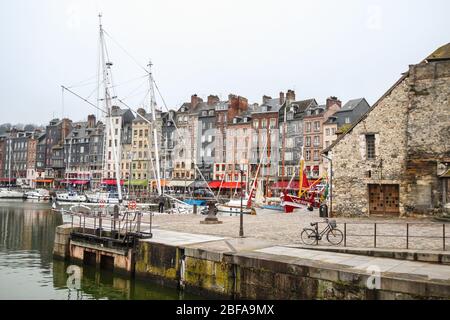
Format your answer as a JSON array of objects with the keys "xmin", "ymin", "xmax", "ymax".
[{"xmin": 369, "ymin": 184, "xmax": 399, "ymax": 216}]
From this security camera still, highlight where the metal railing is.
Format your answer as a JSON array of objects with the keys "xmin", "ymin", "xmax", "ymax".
[
  {"xmin": 63, "ymin": 208, "xmax": 153, "ymax": 246},
  {"xmin": 319, "ymin": 221, "xmax": 448, "ymax": 251}
]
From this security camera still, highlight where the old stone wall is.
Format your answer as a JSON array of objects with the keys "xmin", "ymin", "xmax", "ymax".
[
  {"xmin": 330, "ymin": 78, "xmax": 410, "ymax": 216},
  {"xmin": 330, "ymin": 59, "xmax": 450, "ymax": 216}
]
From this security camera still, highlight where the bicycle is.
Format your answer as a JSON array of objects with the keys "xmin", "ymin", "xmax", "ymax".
[{"xmin": 301, "ymin": 218, "xmax": 344, "ymax": 246}]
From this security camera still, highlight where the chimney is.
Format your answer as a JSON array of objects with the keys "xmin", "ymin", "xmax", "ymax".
[
  {"xmin": 87, "ymin": 114, "xmax": 96, "ymax": 128},
  {"xmin": 191, "ymin": 94, "xmax": 202, "ymax": 109},
  {"xmin": 207, "ymin": 95, "xmax": 220, "ymax": 106},
  {"xmin": 262, "ymin": 95, "xmax": 272, "ymax": 104},
  {"xmin": 286, "ymin": 90, "xmax": 296, "ymax": 102},
  {"xmin": 137, "ymin": 108, "xmax": 146, "ymax": 117},
  {"xmin": 279, "ymin": 92, "xmax": 285, "ymax": 105},
  {"xmin": 326, "ymin": 96, "xmax": 342, "ymax": 110}
]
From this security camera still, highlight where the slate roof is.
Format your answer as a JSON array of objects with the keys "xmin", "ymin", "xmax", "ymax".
[
  {"xmin": 338, "ymin": 98, "xmax": 366, "ymax": 112},
  {"xmin": 322, "ymin": 45, "xmax": 447, "ymax": 154}
]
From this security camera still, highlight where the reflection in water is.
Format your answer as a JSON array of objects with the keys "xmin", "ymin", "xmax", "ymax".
[{"xmin": 0, "ymin": 200, "xmax": 201, "ymax": 300}]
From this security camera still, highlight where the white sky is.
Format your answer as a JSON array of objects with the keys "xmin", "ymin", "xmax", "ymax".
[{"xmin": 0, "ymin": 0, "xmax": 449, "ymax": 124}]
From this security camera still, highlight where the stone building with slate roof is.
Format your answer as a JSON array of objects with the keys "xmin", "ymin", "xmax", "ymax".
[{"xmin": 323, "ymin": 43, "xmax": 450, "ymax": 217}]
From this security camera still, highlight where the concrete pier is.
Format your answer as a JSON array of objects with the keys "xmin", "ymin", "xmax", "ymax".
[{"xmin": 54, "ymin": 225, "xmax": 450, "ymax": 299}]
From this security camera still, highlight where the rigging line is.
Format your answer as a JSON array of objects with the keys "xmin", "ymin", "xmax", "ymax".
[
  {"xmin": 103, "ymin": 29, "xmax": 149, "ymax": 74},
  {"xmin": 111, "ymin": 74, "xmax": 148, "ymax": 88},
  {"xmin": 83, "ymin": 79, "xmax": 105, "ymax": 102},
  {"xmin": 67, "ymin": 73, "xmax": 99, "ymax": 88},
  {"xmin": 152, "ymin": 81, "xmax": 218, "ymax": 200},
  {"xmin": 67, "ymin": 80, "xmax": 100, "ymax": 89},
  {"xmin": 121, "ymin": 79, "xmax": 149, "ymax": 101},
  {"xmin": 61, "ymin": 85, "xmax": 107, "ymax": 115}
]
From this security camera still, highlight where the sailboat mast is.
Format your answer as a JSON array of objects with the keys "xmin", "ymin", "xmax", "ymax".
[
  {"xmin": 99, "ymin": 13, "xmax": 122, "ymax": 202},
  {"xmin": 282, "ymin": 103, "xmax": 286, "ymax": 183},
  {"xmin": 8, "ymin": 139, "xmax": 11, "ymax": 187},
  {"xmin": 148, "ymin": 61, "xmax": 162, "ymax": 196}
]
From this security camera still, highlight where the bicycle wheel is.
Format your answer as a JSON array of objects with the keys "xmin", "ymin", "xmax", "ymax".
[
  {"xmin": 326, "ymin": 228, "xmax": 343, "ymax": 246},
  {"xmin": 301, "ymin": 229, "xmax": 318, "ymax": 245}
]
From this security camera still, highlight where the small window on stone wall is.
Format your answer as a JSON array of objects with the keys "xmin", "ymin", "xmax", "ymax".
[{"xmin": 366, "ymin": 134, "xmax": 376, "ymax": 160}]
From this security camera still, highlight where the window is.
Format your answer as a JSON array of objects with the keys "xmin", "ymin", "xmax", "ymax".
[
  {"xmin": 325, "ymin": 128, "xmax": 330, "ymax": 136},
  {"xmin": 306, "ymin": 122, "xmax": 311, "ymax": 133},
  {"xmin": 305, "ymin": 136, "xmax": 311, "ymax": 147},
  {"xmin": 313, "ymin": 136, "xmax": 320, "ymax": 147},
  {"xmin": 366, "ymin": 134, "xmax": 376, "ymax": 160},
  {"xmin": 115, "ymin": 119, "xmax": 119, "ymax": 125},
  {"xmin": 261, "ymin": 119, "xmax": 267, "ymax": 128},
  {"xmin": 134, "ymin": 130, "xmax": 137, "ymax": 136},
  {"xmin": 253, "ymin": 120, "xmax": 259, "ymax": 129},
  {"xmin": 345, "ymin": 117, "xmax": 351, "ymax": 124},
  {"xmin": 305, "ymin": 150, "xmax": 311, "ymax": 161},
  {"xmin": 314, "ymin": 121, "xmax": 320, "ymax": 132},
  {"xmin": 109, "ymin": 140, "xmax": 112, "ymax": 147},
  {"xmin": 144, "ymin": 129, "xmax": 148, "ymax": 136},
  {"xmin": 269, "ymin": 118, "xmax": 276, "ymax": 129},
  {"xmin": 115, "ymin": 128, "xmax": 118, "ymax": 135},
  {"xmin": 313, "ymin": 150, "xmax": 319, "ymax": 161},
  {"xmin": 287, "ymin": 112, "xmax": 294, "ymax": 120}
]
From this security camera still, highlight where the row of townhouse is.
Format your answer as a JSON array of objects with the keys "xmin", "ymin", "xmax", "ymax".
[{"xmin": 0, "ymin": 92, "xmax": 369, "ymax": 193}]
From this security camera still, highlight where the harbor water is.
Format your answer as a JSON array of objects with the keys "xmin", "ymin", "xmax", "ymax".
[{"xmin": 0, "ymin": 200, "xmax": 201, "ymax": 300}]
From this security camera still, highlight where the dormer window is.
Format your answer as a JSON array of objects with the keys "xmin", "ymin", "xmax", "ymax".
[
  {"xmin": 209, "ymin": 110, "xmax": 214, "ymax": 116},
  {"xmin": 243, "ymin": 117, "xmax": 248, "ymax": 123},
  {"xmin": 233, "ymin": 118, "xmax": 238, "ymax": 124},
  {"xmin": 181, "ymin": 107, "xmax": 185, "ymax": 112},
  {"xmin": 202, "ymin": 111, "xmax": 207, "ymax": 116}
]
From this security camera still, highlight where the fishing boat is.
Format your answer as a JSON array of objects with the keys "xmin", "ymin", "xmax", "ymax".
[
  {"xmin": 280, "ymin": 147, "xmax": 328, "ymax": 213},
  {"xmin": 56, "ymin": 191, "xmax": 87, "ymax": 203}
]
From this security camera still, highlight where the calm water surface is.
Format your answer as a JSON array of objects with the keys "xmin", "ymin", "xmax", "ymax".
[{"xmin": 0, "ymin": 200, "xmax": 201, "ymax": 300}]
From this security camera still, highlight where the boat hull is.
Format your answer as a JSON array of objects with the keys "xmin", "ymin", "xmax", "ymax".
[{"xmin": 216, "ymin": 204, "xmax": 253, "ymax": 214}]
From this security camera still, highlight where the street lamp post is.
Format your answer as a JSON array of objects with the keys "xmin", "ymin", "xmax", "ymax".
[
  {"xmin": 322, "ymin": 154, "xmax": 332, "ymax": 217},
  {"xmin": 239, "ymin": 164, "xmax": 244, "ymax": 237}
]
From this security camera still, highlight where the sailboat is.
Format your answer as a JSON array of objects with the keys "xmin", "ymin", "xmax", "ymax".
[{"xmin": 280, "ymin": 148, "xmax": 324, "ymax": 213}]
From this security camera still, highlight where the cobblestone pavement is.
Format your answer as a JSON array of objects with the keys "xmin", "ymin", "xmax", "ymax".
[{"xmin": 145, "ymin": 208, "xmax": 450, "ymax": 251}]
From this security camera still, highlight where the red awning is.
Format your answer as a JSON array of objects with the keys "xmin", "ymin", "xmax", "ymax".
[
  {"xmin": 73, "ymin": 180, "xmax": 89, "ymax": 185},
  {"xmin": 102, "ymin": 179, "xmax": 124, "ymax": 186},
  {"xmin": 33, "ymin": 179, "xmax": 53, "ymax": 183},
  {"xmin": 220, "ymin": 182, "xmax": 244, "ymax": 189},
  {"xmin": 208, "ymin": 181, "xmax": 223, "ymax": 188},
  {"xmin": 0, "ymin": 178, "xmax": 16, "ymax": 182}
]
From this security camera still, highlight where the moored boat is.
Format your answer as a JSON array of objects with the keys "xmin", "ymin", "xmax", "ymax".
[
  {"xmin": 56, "ymin": 191, "xmax": 87, "ymax": 203},
  {"xmin": 0, "ymin": 188, "xmax": 25, "ymax": 199},
  {"xmin": 25, "ymin": 189, "xmax": 50, "ymax": 201}
]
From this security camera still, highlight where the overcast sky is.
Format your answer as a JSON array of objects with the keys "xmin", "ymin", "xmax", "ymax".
[{"xmin": 0, "ymin": 0, "xmax": 449, "ymax": 124}]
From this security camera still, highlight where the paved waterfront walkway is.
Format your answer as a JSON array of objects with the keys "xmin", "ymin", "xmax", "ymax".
[
  {"xmin": 140, "ymin": 228, "xmax": 450, "ymax": 284},
  {"xmin": 147, "ymin": 209, "xmax": 450, "ymax": 251},
  {"xmin": 256, "ymin": 246, "xmax": 450, "ymax": 281}
]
